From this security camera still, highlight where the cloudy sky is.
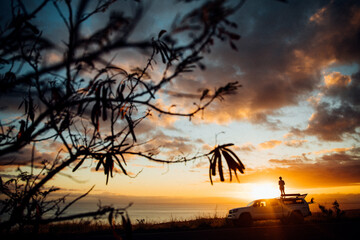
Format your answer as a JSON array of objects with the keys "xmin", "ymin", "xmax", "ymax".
[{"xmin": 0, "ymin": 0, "xmax": 359, "ymax": 203}]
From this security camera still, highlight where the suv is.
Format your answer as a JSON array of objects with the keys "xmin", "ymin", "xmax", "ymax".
[{"xmin": 227, "ymin": 194, "xmax": 311, "ymax": 226}]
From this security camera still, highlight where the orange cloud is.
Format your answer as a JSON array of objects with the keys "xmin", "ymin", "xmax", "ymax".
[
  {"xmin": 309, "ymin": 5, "xmax": 328, "ymax": 23},
  {"xmin": 284, "ymin": 139, "xmax": 308, "ymax": 148},
  {"xmin": 44, "ymin": 51, "xmax": 62, "ymax": 65},
  {"xmin": 147, "ymin": 99, "xmax": 179, "ymax": 128},
  {"xmin": 314, "ymin": 147, "xmax": 354, "ymax": 155},
  {"xmin": 324, "ymin": 72, "xmax": 351, "ymax": 87},
  {"xmin": 258, "ymin": 140, "xmax": 282, "ymax": 150}
]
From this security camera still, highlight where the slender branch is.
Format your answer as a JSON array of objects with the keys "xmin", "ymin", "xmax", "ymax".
[
  {"xmin": 123, "ymin": 151, "xmax": 210, "ymax": 164},
  {"xmin": 55, "ymin": 185, "xmax": 94, "ymax": 217}
]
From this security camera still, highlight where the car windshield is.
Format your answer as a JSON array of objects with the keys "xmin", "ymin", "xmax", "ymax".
[{"xmin": 247, "ymin": 201, "xmax": 255, "ymax": 207}]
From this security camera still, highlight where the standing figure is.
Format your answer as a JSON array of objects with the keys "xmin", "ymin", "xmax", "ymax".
[{"xmin": 279, "ymin": 176, "xmax": 285, "ymax": 196}]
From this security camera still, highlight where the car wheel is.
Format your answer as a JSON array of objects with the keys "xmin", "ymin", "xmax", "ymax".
[
  {"xmin": 290, "ymin": 211, "xmax": 304, "ymax": 224},
  {"xmin": 237, "ymin": 213, "xmax": 253, "ymax": 227}
]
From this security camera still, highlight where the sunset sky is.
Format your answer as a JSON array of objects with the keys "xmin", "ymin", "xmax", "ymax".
[{"xmin": 0, "ymin": 0, "xmax": 359, "ymax": 206}]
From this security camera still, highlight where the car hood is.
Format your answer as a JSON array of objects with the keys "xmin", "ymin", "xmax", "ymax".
[{"xmin": 230, "ymin": 206, "xmax": 250, "ymax": 211}]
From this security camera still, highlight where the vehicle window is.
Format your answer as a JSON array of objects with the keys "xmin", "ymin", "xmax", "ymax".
[
  {"xmin": 247, "ymin": 201, "xmax": 255, "ymax": 207},
  {"xmin": 253, "ymin": 200, "xmax": 268, "ymax": 207}
]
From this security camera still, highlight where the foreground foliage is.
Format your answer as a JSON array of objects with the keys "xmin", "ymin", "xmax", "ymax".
[{"xmin": 0, "ymin": 0, "xmax": 246, "ymax": 235}]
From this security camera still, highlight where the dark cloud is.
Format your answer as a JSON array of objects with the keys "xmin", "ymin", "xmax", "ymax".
[
  {"xmin": 164, "ymin": 0, "xmax": 360, "ymax": 141},
  {"xmin": 2, "ymin": 0, "xmax": 359, "ymax": 134},
  {"xmin": 0, "ymin": 143, "xmax": 59, "ymax": 168},
  {"xmin": 135, "ymin": 130, "xmax": 196, "ymax": 158},
  {"xmin": 300, "ymin": 70, "xmax": 360, "ymax": 141},
  {"xmin": 321, "ymin": 149, "xmax": 360, "ymax": 162},
  {"xmin": 311, "ymin": 0, "xmax": 360, "ymax": 63},
  {"xmin": 305, "ymin": 102, "xmax": 360, "ymax": 141}
]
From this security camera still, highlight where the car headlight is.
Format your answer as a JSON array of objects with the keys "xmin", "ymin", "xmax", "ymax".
[{"xmin": 229, "ymin": 209, "xmax": 238, "ymax": 214}]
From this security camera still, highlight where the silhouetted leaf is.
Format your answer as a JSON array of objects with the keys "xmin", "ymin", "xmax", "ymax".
[
  {"xmin": 116, "ymin": 83, "xmax": 125, "ymax": 101},
  {"xmin": 119, "ymin": 152, "xmax": 127, "ymax": 165},
  {"xmin": 223, "ymin": 147, "xmax": 245, "ymax": 172},
  {"xmin": 228, "ymin": 32, "xmax": 241, "ymax": 40},
  {"xmin": 28, "ymin": 97, "xmax": 35, "ymax": 122},
  {"xmin": 216, "ymin": 149, "xmax": 224, "ymax": 182},
  {"xmin": 102, "ymin": 87, "xmax": 108, "ymax": 121},
  {"xmin": 72, "ymin": 156, "xmax": 86, "ymax": 172},
  {"xmin": 125, "ymin": 114, "xmax": 137, "ymax": 142},
  {"xmin": 230, "ymin": 41, "xmax": 238, "ymax": 51},
  {"xmin": 219, "ymin": 143, "xmax": 234, "ymax": 148},
  {"xmin": 114, "ymin": 155, "xmax": 127, "ymax": 175},
  {"xmin": 105, "ymin": 153, "xmax": 114, "ymax": 184},
  {"xmin": 159, "ymin": 47, "xmax": 167, "ymax": 63},
  {"xmin": 95, "ymin": 157, "xmax": 103, "ymax": 171},
  {"xmin": 211, "ymin": 154, "xmax": 216, "ymax": 176},
  {"xmin": 200, "ymin": 89, "xmax": 209, "ymax": 100},
  {"xmin": 208, "ymin": 144, "xmax": 245, "ymax": 183},
  {"xmin": 91, "ymin": 103, "xmax": 100, "ymax": 132},
  {"xmin": 222, "ymin": 149, "xmax": 238, "ymax": 181},
  {"xmin": 158, "ymin": 29, "xmax": 167, "ymax": 39},
  {"xmin": 208, "ymin": 156, "xmax": 214, "ymax": 185}
]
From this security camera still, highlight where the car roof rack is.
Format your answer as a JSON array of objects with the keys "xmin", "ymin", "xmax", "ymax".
[{"xmin": 280, "ymin": 193, "xmax": 307, "ymax": 199}]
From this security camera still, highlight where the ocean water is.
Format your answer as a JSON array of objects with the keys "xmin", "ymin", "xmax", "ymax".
[
  {"xmin": 67, "ymin": 202, "xmax": 237, "ymax": 223},
  {"xmin": 127, "ymin": 203, "xmax": 235, "ymax": 222},
  {"xmin": 66, "ymin": 197, "xmax": 360, "ymax": 224}
]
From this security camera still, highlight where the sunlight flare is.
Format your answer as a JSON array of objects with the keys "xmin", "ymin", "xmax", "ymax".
[{"xmin": 250, "ymin": 182, "xmax": 280, "ymax": 199}]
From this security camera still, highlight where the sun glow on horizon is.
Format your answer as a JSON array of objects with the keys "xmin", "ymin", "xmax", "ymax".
[{"xmin": 249, "ymin": 182, "xmax": 280, "ymax": 200}]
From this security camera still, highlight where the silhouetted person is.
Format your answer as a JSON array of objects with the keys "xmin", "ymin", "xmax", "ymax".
[{"xmin": 279, "ymin": 176, "xmax": 285, "ymax": 196}]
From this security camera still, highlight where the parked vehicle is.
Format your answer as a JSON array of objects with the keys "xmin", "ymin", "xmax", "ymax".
[{"xmin": 227, "ymin": 194, "xmax": 311, "ymax": 226}]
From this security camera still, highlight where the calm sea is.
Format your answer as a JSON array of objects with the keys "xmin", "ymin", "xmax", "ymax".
[
  {"xmin": 67, "ymin": 202, "xmax": 237, "ymax": 223},
  {"xmin": 68, "ymin": 201, "xmax": 360, "ymax": 224},
  {"xmin": 66, "ymin": 195, "xmax": 360, "ymax": 223}
]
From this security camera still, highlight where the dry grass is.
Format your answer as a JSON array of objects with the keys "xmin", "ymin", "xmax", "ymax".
[
  {"xmin": 132, "ymin": 216, "xmax": 227, "ymax": 232},
  {"xmin": 41, "ymin": 209, "xmax": 360, "ymax": 234},
  {"xmin": 3, "ymin": 209, "xmax": 360, "ymax": 239}
]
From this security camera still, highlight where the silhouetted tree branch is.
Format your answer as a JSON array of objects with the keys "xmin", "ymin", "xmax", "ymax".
[{"xmin": 0, "ymin": 0, "xmax": 246, "ymax": 234}]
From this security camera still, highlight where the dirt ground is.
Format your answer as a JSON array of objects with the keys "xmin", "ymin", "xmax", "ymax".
[
  {"xmin": 5, "ymin": 210, "xmax": 360, "ymax": 240},
  {"xmin": 56, "ymin": 220, "xmax": 359, "ymax": 240}
]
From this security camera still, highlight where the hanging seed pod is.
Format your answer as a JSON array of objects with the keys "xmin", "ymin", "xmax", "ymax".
[
  {"xmin": 102, "ymin": 86, "xmax": 108, "ymax": 121},
  {"xmin": 105, "ymin": 153, "xmax": 114, "ymax": 184},
  {"xmin": 208, "ymin": 143, "xmax": 245, "ymax": 184},
  {"xmin": 215, "ymin": 148, "xmax": 224, "ymax": 182}
]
